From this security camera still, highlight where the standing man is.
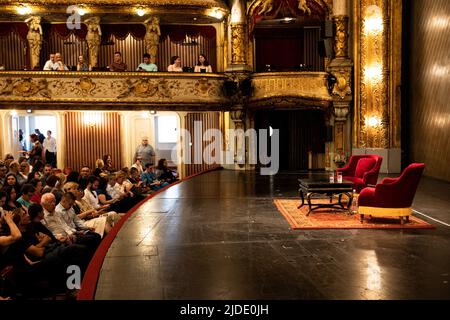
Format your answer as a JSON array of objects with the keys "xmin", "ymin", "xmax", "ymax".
[
  {"xmin": 43, "ymin": 130, "xmax": 57, "ymax": 167},
  {"xmin": 134, "ymin": 136, "xmax": 155, "ymax": 167},
  {"xmin": 35, "ymin": 129, "xmax": 45, "ymax": 144}
]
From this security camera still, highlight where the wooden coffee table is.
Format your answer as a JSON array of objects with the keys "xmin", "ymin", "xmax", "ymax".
[{"xmin": 298, "ymin": 178, "xmax": 354, "ymax": 215}]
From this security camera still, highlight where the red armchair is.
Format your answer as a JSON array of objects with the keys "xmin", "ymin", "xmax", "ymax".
[
  {"xmin": 336, "ymin": 155, "xmax": 383, "ymax": 193},
  {"xmin": 358, "ymin": 163, "xmax": 425, "ymax": 224}
]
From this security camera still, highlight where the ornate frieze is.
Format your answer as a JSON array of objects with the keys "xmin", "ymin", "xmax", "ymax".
[
  {"xmin": 249, "ymin": 72, "xmax": 332, "ymax": 108},
  {"xmin": 0, "ymin": 72, "xmax": 228, "ymax": 108}
]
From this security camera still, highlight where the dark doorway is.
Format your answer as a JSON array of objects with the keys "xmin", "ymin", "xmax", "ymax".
[{"xmin": 255, "ymin": 109, "xmax": 326, "ymax": 171}]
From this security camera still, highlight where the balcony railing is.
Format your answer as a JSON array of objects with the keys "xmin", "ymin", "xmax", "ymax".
[
  {"xmin": 0, "ymin": 71, "xmax": 229, "ymax": 110},
  {"xmin": 0, "ymin": 71, "xmax": 332, "ymax": 110}
]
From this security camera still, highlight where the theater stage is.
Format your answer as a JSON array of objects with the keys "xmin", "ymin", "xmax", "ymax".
[{"xmin": 88, "ymin": 170, "xmax": 450, "ymax": 299}]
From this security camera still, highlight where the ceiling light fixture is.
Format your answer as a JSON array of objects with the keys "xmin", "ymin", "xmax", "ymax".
[
  {"xmin": 77, "ymin": 6, "xmax": 87, "ymax": 16},
  {"xmin": 17, "ymin": 4, "xmax": 32, "ymax": 15},
  {"xmin": 136, "ymin": 7, "xmax": 146, "ymax": 17}
]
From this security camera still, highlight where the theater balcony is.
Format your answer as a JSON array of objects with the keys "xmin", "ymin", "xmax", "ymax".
[{"xmin": 0, "ymin": 71, "xmax": 229, "ymax": 110}]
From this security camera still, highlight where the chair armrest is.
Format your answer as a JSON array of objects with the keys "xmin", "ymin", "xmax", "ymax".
[{"xmin": 380, "ymin": 177, "xmax": 397, "ymax": 184}]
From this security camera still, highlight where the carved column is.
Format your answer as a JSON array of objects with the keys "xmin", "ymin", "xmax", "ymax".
[
  {"xmin": 144, "ymin": 16, "xmax": 161, "ymax": 64},
  {"xmin": 228, "ymin": 0, "xmax": 250, "ymax": 71},
  {"xmin": 327, "ymin": 0, "xmax": 353, "ymax": 169}
]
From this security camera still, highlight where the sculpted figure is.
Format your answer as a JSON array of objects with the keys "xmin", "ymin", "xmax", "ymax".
[
  {"xmin": 85, "ymin": 17, "xmax": 102, "ymax": 69},
  {"xmin": 25, "ymin": 16, "xmax": 43, "ymax": 69},
  {"xmin": 144, "ymin": 17, "xmax": 161, "ymax": 64}
]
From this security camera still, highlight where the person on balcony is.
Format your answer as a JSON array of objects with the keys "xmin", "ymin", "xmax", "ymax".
[
  {"xmin": 109, "ymin": 51, "xmax": 127, "ymax": 72},
  {"xmin": 77, "ymin": 55, "xmax": 90, "ymax": 72},
  {"xmin": 137, "ymin": 53, "xmax": 157, "ymax": 72},
  {"xmin": 54, "ymin": 53, "xmax": 69, "ymax": 71},
  {"xmin": 167, "ymin": 56, "xmax": 182, "ymax": 72},
  {"xmin": 194, "ymin": 54, "xmax": 212, "ymax": 73},
  {"xmin": 42, "ymin": 53, "xmax": 57, "ymax": 71}
]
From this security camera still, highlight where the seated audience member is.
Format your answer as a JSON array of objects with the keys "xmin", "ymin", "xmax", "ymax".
[
  {"xmin": 102, "ymin": 154, "xmax": 115, "ymax": 172},
  {"xmin": 0, "ymin": 206, "xmax": 21, "ymax": 300},
  {"xmin": 83, "ymin": 175, "xmax": 102, "ymax": 209},
  {"xmin": 77, "ymin": 55, "xmax": 90, "ymax": 71},
  {"xmin": 65, "ymin": 182, "xmax": 121, "ymax": 237},
  {"xmin": 128, "ymin": 167, "xmax": 150, "ymax": 195},
  {"xmin": 137, "ymin": 53, "xmax": 157, "ymax": 72},
  {"xmin": 194, "ymin": 54, "xmax": 213, "ymax": 73},
  {"xmin": 27, "ymin": 171, "xmax": 41, "ymax": 183},
  {"xmin": 141, "ymin": 163, "xmax": 169, "ymax": 191},
  {"xmin": 52, "ymin": 173, "xmax": 66, "ymax": 204},
  {"xmin": 66, "ymin": 171, "xmax": 80, "ymax": 183},
  {"xmin": 29, "ymin": 178, "xmax": 43, "ymax": 204},
  {"xmin": 42, "ymin": 53, "xmax": 57, "ymax": 71},
  {"xmin": 41, "ymin": 174, "xmax": 58, "ymax": 195},
  {"xmin": 131, "ymin": 157, "xmax": 144, "ymax": 175},
  {"xmin": 109, "ymin": 51, "xmax": 127, "ymax": 72},
  {"xmin": 54, "ymin": 52, "xmax": 69, "ymax": 71},
  {"xmin": 79, "ymin": 166, "xmax": 91, "ymax": 189},
  {"xmin": 4, "ymin": 172, "xmax": 20, "ymax": 190},
  {"xmin": 17, "ymin": 184, "xmax": 35, "ymax": 208},
  {"xmin": 5, "ymin": 204, "xmax": 89, "ymax": 296},
  {"xmin": 0, "ymin": 163, "xmax": 7, "ymax": 188},
  {"xmin": 93, "ymin": 159, "xmax": 107, "ymax": 177},
  {"xmin": 156, "ymin": 158, "xmax": 178, "ymax": 184},
  {"xmin": 19, "ymin": 161, "xmax": 31, "ymax": 183},
  {"xmin": 8, "ymin": 161, "xmax": 25, "ymax": 187},
  {"xmin": 28, "ymin": 134, "xmax": 43, "ymax": 165},
  {"xmin": 41, "ymin": 163, "xmax": 53, "ymax": 185},
  {"xmin": 2, "ymin": 186, "xmax": 20, "ymax": 211},
  {"xmin": 167, "ymin": 55, "xmax": 182, "ymax": 72},
  {"xmin": 55, "ymin": 192, "xmax": 101, "ymax": 252}
]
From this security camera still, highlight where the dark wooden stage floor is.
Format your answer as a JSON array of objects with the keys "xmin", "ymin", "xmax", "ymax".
[{"xmin": 95, "ymin": 170, "xmax": 450, "ymax": 299}]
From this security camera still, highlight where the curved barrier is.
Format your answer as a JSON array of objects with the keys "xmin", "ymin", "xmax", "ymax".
[{"xmin": 77, "ymin": 166, "xmax": 221, "ymax": 300}]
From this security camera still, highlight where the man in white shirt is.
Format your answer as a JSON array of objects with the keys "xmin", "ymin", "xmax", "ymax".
[
  {"xmin": 55, "ymin": 192, "xmax": 101, "ymax": 252},
  {"xmin": 53, "ymin": 52, "xmax": 69, "ymax": 71},
  {"xmin": 40, "ymin": 193, "xmax": 75, "ymax": 243},
  {"xmin": 42, "ymin": 53, "xmax": 57, "ymax": 71},
  {"xmin": 43, "ymin": 130, "xmax": 57, "ymax": 167}
]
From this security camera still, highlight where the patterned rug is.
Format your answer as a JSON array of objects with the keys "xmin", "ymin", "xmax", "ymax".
[{"xmin": 274, "ymin": 198, "xmax": 435, "ymax": 230}]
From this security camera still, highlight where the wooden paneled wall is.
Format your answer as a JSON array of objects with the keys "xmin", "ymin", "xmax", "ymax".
[
  {"xmin": 64, "ymin": 112, "xmax": 122, "ymax": 172},
  {"xmin": 0, "ymin": 32, "xmax": 27, "ymax": 70},
  {"xmin": 184, "ymin": 112, "xmax": 221, "ymax": 177},
  {"xmin": 407, "ymin": 0, "xmax": 450, "ymax": 181}
]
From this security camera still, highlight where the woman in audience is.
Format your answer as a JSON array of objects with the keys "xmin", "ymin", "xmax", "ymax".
[
  {"xmin": 41, "ymin": 174, "xmax": 58, "ymax": 194},
  {"xmin": 29, "ymin": 178, "xmax": 43, "ymax": 204},
  {"xmin": 76, "ymin": 55, "xmax": 90, "ymax": 71},
  {"xmin": 8, "ymin": 161, "xmax": 25, "ymax": 186},
  {"xmin": 94, "ymin": 159, "xmax": 107, "ymax": 177},
  {"xmin": 141, "ymin": 163, "xmax": 169, "ymax": 191},
  {"xmin": 102, "ymin": 154, "xmax": 115, "ymax": 172},
  {"xmin": 194, "ymin": 54, "xmax": 213, "ymax": 73},
  {"xmin": 1, "ymin": 185, "xmax": 21, "ymax": 211},
  {"xmin": 19, "ymin": 161, "xmax": 31, "ymax": 182},
  {"xmin": 4, "ymin": 172, "xmax": 20, "ymax": 190},
  {"xmin": 167, "ymin": 55, "xmax": 182, "ymax": 72}
]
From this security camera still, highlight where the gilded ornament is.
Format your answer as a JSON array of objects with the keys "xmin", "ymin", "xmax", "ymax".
[
  {"xmin": 85, "ymin": 17, "xmax": 102, "ymax": 69},
  {"xmin": 75, "ymin": 77, "xmax": 97, "ymax": 96},
  {"xmin": 25, "ymin": 16, "xmax": 43, "ymax": 69}
]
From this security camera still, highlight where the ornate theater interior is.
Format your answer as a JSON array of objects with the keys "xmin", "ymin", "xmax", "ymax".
[{"xmin": 0, "ymin": 0, "xmax": 449, "ymax": 303}]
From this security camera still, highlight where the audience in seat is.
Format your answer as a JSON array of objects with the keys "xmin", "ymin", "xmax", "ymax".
[
  {"xmin": 109, "ymin": 51, "xmax": 127, "ymax": 72},
  {"xmin": 194, "ymin": 54, "xmax": 212, "ymax": 73},
  {"xmin": 137, "ymin": 53, "xmax": 157, "ymax": 72},
  {"xmin": 167, "ymin": 55, "xmax": 183, "ymax": 72}
]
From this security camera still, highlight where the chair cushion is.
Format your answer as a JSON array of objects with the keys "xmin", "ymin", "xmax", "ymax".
[
  {"xmin": 355, "ymin": 158, "xmax": 376, "ymax": 178},
  {"xmin": 343, "ymin": 176, "xmax": 365, "ymax": 193}
]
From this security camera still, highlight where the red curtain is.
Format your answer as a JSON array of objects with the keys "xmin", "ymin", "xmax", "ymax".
[
  {"xmin": 0, "ymin": 22, "xmax": 28, "ymax": 40},
  {"xmin": 48, "ymin": 23, "xmax": 87, "ymax": 39},
  {"xmin": 161, "ymin": 25, "xmax": 216, "ymax": 42},
  {"xmin": 101, "ymin": 24, "xmax": 146, "ymax": 41}
]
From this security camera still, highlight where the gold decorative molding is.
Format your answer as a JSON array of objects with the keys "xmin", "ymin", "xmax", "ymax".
[
  {"xmin": 0, "ymin": 72, "xmax": 227, "ymax": 109},
  {"xmin": 230, "ymin": 23, "xmax": 247, "ymax": 65},
  {"xmin": 144, "ymin": 16, "xmax": 161, "ymax": 64},
  {"xmin": 0, "ymin": 0, "xmax": 229, "ymax": 8},
  {"xmin": 331, "ymin": 68, "xmax": 351, "ymax": 100},
  {"xmin": 249, "ymin": 72, "xmax": 332, "ymax": 108},
  {"xmin": 333, "ymin": 16, "xmax": 348, "ymax": 58}
]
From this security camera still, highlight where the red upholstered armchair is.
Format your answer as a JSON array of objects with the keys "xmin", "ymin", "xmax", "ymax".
[
  {"xmin": 336, "ymin": 155, "xmax": 383, "ymax": 193},
  {"xmin": 358, "ymin": 163, "xmax": 425, "ymax": 224}
]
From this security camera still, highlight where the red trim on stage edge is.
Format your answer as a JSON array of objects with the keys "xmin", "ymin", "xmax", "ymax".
[{"xmin": 77, "ymin": 166, "xmax": 222, "ymax": 300}]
